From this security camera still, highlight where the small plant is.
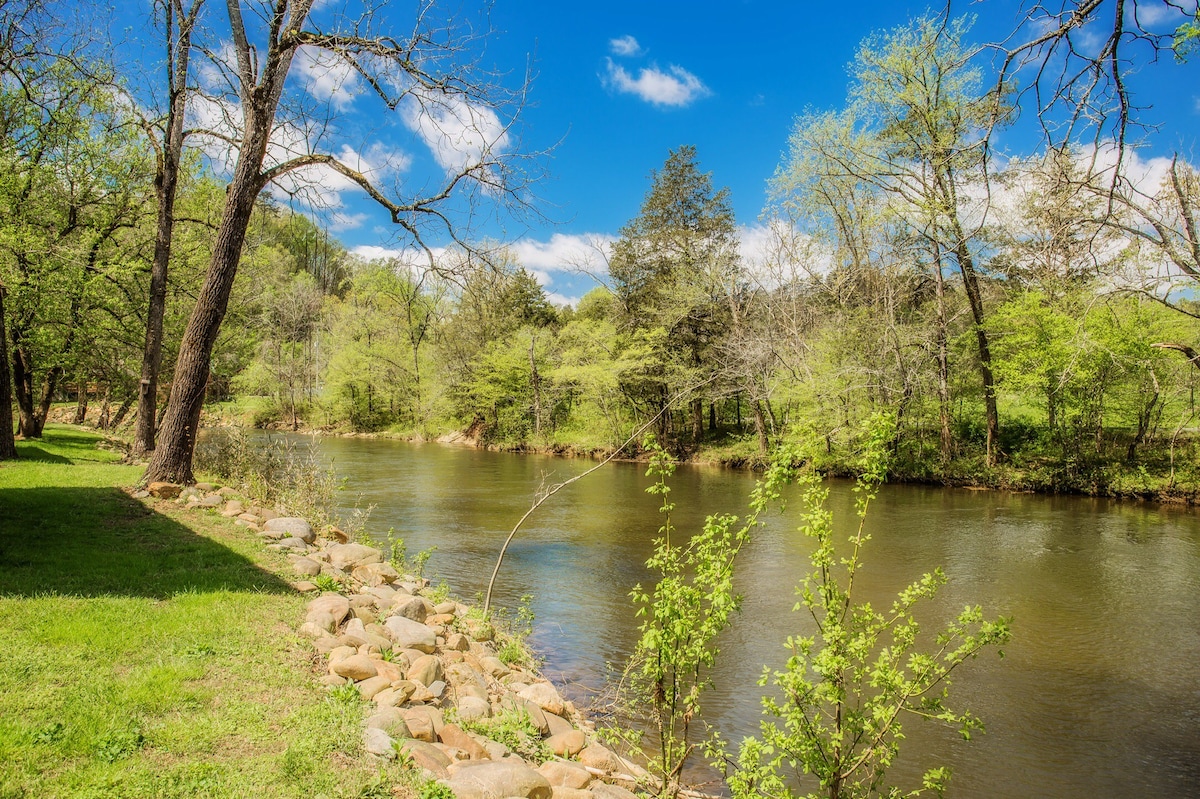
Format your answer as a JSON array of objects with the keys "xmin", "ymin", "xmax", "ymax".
[
  {"xmin": 613, "ymin": 435, "xmax": 794, "ymax": 798},
  {"xmin": 456, "ymin": 705, "xmax": 551, "ymax": 764},
  {"xmin": 721, "ymin": 415, "xmax": 1012, "ymax": 799},
  {"xmin": 385, "ymin": 528, "xmax": 437, "ymax": 578},
  {"xmin": 33, "ymin": 721, "xmax": 65, "ymax": 745},
  {"xmin": 95, "ymin": 728, "xmax": 145, "ymax": 763},
  {"xmin": 492, "ymin": 593, "xmax": 537, "ymax": 667},
  {"xmin": 326, "ymin": 681, "xmax": 361, "ymax": 706},
  {"xmin": 417, "ymin": 779, "xmax": 456, "ymax": 799},
  {"xmin": 312, "ymin": 574, "xmax": 343, "ymax": 593}
]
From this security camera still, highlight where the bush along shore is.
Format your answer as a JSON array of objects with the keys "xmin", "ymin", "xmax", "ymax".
[{"xmin": 143, "ymin": 479, "xmax": 655, "ymax": 799}]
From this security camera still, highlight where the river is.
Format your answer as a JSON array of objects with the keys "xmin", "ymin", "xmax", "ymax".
[{"xmin": 296, "ymin": 434, "xmax": 1200, "ymax": 798}]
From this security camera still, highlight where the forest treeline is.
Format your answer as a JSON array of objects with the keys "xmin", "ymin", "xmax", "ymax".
[{"xmin": 4, "ymin": 7, "xmax": 1200, "ymax": 498}]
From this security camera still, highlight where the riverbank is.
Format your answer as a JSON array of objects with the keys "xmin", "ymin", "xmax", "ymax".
[
  {"xmin": 0, "ymin": 426, "xmax": 412, "ymax": 797},
  {"xmin": 0, "ymin": 425, "xmax": 661, "ymax": 799},
  {"xmin": 191, "ymin": 399, "xmax": 1200, "ymax": 506}
]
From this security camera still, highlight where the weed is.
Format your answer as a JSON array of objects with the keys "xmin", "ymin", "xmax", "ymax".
[
  {"xmin": 32, "ymin": 722, "xmax": 65, "ymax": 746},
  {"xmin": 327, "ymin": 681, "xmax": 361, "ymax": 706},
  {"xmin": 456, "ymin": 705, "xmax": 550, "ymax": 764},
  {"xmin": 95, "ymin": 728, "xmax": 145, "ymax": 763},
  {"xmin": 312, "ymin": 574, "xmax": 343, "ymax": 593}
]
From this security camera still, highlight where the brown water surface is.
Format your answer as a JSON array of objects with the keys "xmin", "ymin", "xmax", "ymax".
[{"xmin": 304, "ymin": 435, "xmax": 1200, "ymax": 798}]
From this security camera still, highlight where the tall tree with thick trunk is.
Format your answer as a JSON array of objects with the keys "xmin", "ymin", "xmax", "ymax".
[
  {"xmin": 145, "ymin": 0, "xmax": 534, "ymax": 483},
  {"xmin": 132, "ymin": 0, "xmax": 204, "ymax": 457}
]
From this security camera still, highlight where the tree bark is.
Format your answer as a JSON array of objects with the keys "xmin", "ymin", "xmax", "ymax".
[
  {"xmin": 145, "ymin": 166, "xmax": 262, "ymax": 483},
  {"xmin": 0, "ymin": 285, "xmax": 16, "ymax": 459},
  {"xmin": 73, "ymin": 378, "xmax": 88, "ymax": 424},
  {"xmin": 753, "ymin": 399, "xmax": 769, "ymax": 456},
  {"xmin": 932, "ymin": 249, "xmax": 953, "ymax": 462},
  {"xmin": 134, "ymin": 0, "xmax": 202, "ymax": 457}
]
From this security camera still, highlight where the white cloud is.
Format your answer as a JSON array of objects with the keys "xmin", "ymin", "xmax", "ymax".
[
  {"xmin": 294, "ymin": 45, "xmax": 361, "ymax": 110},
  {"xmin": 603, "ymin": 59, "xmax": 710, "ymax": 107},
  {"xmin": 510, "ymin": 232, "xmax": 616, "ymax": 276},
  {"xmin": 328, "ymin": 212, "xmax": 368, "ymax": 232},
  {"xmin": 401, "ymin": 89, "xmax": 511, "ymax": 174},
  {"xmin": 609, "ymin": 35, "xmax": 644, "ymax": 57}
]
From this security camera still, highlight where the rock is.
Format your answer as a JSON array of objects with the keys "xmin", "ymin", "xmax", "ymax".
[
  {"xmin": 479, "ymin": 656, "xmax": 509, "ymax": 678},
  {"xmin": 367, "ymin": 585, "xmax": 398, "ymax": 602},
  {"xmin": 263, "ymin": 516, "xmax": 315, "ymax": 543},
  {"xmin": 319, "ymin": 674, "xmax": 348, "ymax": 688},
  {"xmin": 455, "ymin": 695, "xmax": 491, "ymax": 722},
  {"xmin": 428, "ymin": 679, "xmax": 447, "ymax": 698},
  {"xmin": 259, "ymin": 528, "xmax": 287, "ymax": 541},
  {"xmin": 198, "ymin": 493, "xmax": 223, "ymax": 507},
  {"xmin": 462, "ymin": 618, "xmax": 494, "ymax": 642},
  {"xmin": 590, "ymin": 784, "xmax": 640, "ymax": 799},
  {"xmin": 434, "ymin": 601, "xmax": 458, "ymax": 616},
  {"xmin": 372, "ymin": 683, "xmax": 415, "ymax": 708},
  {"xmin": 578, "ymin": 744, "xmax": 619, "ymax": 772},
  {"xmin": 366, "ymin": 707, "xmax": 412, "ymax": 738},
  {"xmin": 549, "ymin": 787, "xmax": 593, "ymax": 799},
  {"xmin": 442, "ymin": 632, "xmax": 471, "ymax": 652},
  {"xmin": 439, "ymin": 723, "xmax": 490, "ymax": 760},
  {"xmin": 147, "ymin": 481, "xmax": 182, "ymax": 499},
  {"xmin": 331, "ymin": 654, "xmax": 378, "ymax": 681},
  {"xmin": 326, "ymin": 542, "xmax": 384, "ymax": 570},
  {"xmin": 426, "ymin": 612, "xmax": 455, "ymax": 626},
  {"xmin": 327, "ymin": 526, "xmax": 350, "ymax": 544},
  {"xmin": 407, "ymin": 654, "xmax": 444, "ymax": 687},
  {"xmin": 194, "ymin": 481, "xmax": 216, "ymax": 491},
  {"xmin": 220, "ymin": 499, "xmax": 245, "ymax": 517},
  {"xmin": 306, "ymin": 612, "xmax": 338, "ymax": 635},
  {"xmin": 357, "ymin": 675, "xmax": 392, "ymax": 700},
  {"xmin": 545, "ymin": 730, "xmax": 586, "ymax": 758},
  {"xmin": 307, "ymin": 594, "xmax": 350, "ymax": 626},
  {"xmin": 391, "ymin": 595, "xmax": 428, "ymax": 623},
  {"xmin": 293, "ymin": 557, "xmax": 322, "ymax": 577},
  {"xmin": 277, "ymin": 536, "xmax": 308, "ymax": 551},
  {"xmin": 518, "ymin": 683, "xmax": 565, "ymax": 716},
  {"xmin": 520, "ymin": 701, "xmax": 550, "ymax": 736},
  {"xmin": 538, "ymin": 761, "xmax": 592, "ymax": 790},
  {"xmin": 373, "ymin": 659, "xmax": 405, "ymax": 683},
  {"xmin": 397, "ymin": 739, "xmax": 452, "ymax": 780},
  {"xmin": 216, "ymin": 486, "xmax": 237, "ymax": 497},
  {"xmin": 294, "ymin": 580, "xmax": 320, "ymax": 593},
  {"xmin": 446, "ymin": 760, "xmax": 552, "ymax": 799},
  {"xmin": 384, "ymin": 615, "xmax": 437, "ymax": 653},
  {"xmin": 402, "ymin": 706, "xmax": 444, "ymax": 743},
  {"xmin": 132, "ymin": 489, "xmax": 150, "ymax": 499},
  {"xmin": 298, "ymin": 620, "xmax": 329, "ymax": 637},
  {"xmin": 237, "ymin": 512, "xmax": 260, "ymax": 523},
  {"xmin": 328, "ymin": 645, "xmax": 357, "ymax": 664},
  {"xmin": 543, "ymin": 712, "xmax": 574, "ymax": 739},
  {"xmin": 353, "ymin": 561, "xmax": 401, "ymax": 586},
  {"xmin": 364, "ymin": 727, "xmax": 396, "ymax": 759}
]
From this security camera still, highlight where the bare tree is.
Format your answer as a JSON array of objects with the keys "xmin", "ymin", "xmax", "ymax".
[
  {"xmin": 993, "ymin": 1, "xmax": 1199, "ymax": 159},
  {"xmin": 145, "ymin": 0, "xmax": 538, "ymax": 484}
]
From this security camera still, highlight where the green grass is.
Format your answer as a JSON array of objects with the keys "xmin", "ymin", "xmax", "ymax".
[{"xmin": 0, "ymin": 425, "xmax": 410, "ymax": 798}]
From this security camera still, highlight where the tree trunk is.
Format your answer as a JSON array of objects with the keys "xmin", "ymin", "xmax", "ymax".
[
  {"xmin": 753, "ymin": 399, "xmax": 769, "ymax": 456},
  {"xmin": 110, "ymin": 395, "xmax": 134, "ymax": 429},
  {"xmin": 933, "ymin": 250, "xmax": 953, "ymax": 462},
  {"xmin": 708, "ymin": 401, "xmax": 717, "ymax": 433},
  {"xmin": 529, "ymin": 334, "xmax": 542, "ymax": 438},
  {"xmin": 690, "ymin": 397, "xmax": 703, "ymax": 442},
  {"xmin": 73, "ymin": 377, "xmax": 88, "ymax": 424},
  {"xmin": 134, "ymin": 0, "xmax": 200, "ymax": 457},
  {"xmin": 951, "ymin": 234, "xmax": 1000, "ymax": 465},
  {"xmin": 11, "ymin": 331, "xmax": 38, "ymax": 438},
  {"xmin": 145, "ymin": 163, "xmax": 264, "ymax": 483},
  {"xmin": 0, "ymin": 285, "xmax": 17, "ymax": 459}
]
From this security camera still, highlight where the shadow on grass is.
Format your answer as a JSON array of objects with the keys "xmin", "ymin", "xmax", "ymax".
[
  {"xmin": 10, "ymin": 445, "xmax": 73, "ymax": 464},
  {"xmin": 0, "ymin": 486, "xmax": 295, "ymax": 598}
]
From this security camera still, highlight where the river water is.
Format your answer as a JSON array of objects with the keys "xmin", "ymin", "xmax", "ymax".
[{"xmin": 301, "ymin": 434, "xmax": 1200, "ymax": 798}]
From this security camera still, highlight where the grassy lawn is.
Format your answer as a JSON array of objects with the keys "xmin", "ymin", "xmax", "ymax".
[{"xmin": 0, "ymin": 426, "xmax": 402, "ymax": 799}]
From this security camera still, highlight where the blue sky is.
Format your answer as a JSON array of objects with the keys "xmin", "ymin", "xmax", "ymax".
[{"xmin": 113, "ymin": 1, "xmax": 1200, "ymax": 304}]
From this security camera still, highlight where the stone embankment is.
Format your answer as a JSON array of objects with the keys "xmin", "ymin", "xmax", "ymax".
[{"xmin": 144, "ymin": 480, "xmax": 652, "ymax": 799}]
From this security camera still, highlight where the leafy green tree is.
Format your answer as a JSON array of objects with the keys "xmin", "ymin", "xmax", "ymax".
[
  {"xmin": 724, "ymin": 416, "xmax": 1011, "ymax": 799},
  {"xmin": 610, "ymin": 145, "xmax": 740, "ymax": 449}
]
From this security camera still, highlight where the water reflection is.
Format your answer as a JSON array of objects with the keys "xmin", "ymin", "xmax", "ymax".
[{"xmin": 295, "ymin": 434, "xmax": 1200, "ymax": 798}]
